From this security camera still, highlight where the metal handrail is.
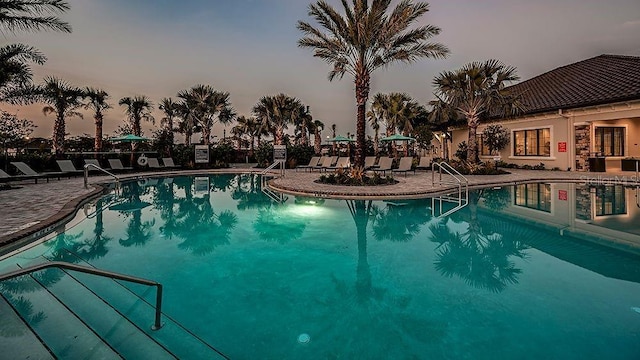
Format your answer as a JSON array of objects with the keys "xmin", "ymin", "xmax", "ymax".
[
  {"xmin": 431, "ymin": 162, "xmax": 469, "ymax": 217},
  {"xmin": 84, "ymin": 164, "xmax": 120, "ymax": 190},
  {"xmin": 0, "ymin": 261, "xmax": 164, "ymax": 330},
  {"xmin": 260, "ymin": 160, "xmax": 285, "ymax": 177}
]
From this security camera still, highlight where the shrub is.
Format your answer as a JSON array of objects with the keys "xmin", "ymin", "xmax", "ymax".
[
  {"xmin": 255, "ymin": 143, "xmax": 274, "ymax": 168},
  {"xmin": 316, "ymin": 167, "xmax": 396, "ymax": 186},
  {"xmin": 455, "ymin": 141, "xmax": 468, "ymax": 161}
]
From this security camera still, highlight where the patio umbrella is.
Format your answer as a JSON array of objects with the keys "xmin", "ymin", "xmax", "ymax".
[
  {"xmin": 110, "ymin": 134, "xmax": 150, "ymax": 165},
  {"xmin": 327, "ymin": 135, "xmax": 356, "ymax": 143},
  {"xmin": 381, "ymin": 134, "xmax": 415, "ymax": 156},
  {"xmin": 380, "ymin": 134, "xmax": 415, "ymax": 142},
  {"xmin": 110, "ymin": 134, "xmax": 150, "ymax": 142}
]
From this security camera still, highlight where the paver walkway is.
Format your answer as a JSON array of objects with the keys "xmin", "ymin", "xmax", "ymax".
[{"xmin": 0, "ymin": 168, "xmax": 637, "ymax": 246}]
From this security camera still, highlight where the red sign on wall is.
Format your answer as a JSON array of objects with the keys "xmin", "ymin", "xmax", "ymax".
[
  {"xmin": 558, "ymin": 190, "xmax": 568, "ymax": 201},
  {"xmin": 558, "ymin": 142, "xmax": 567, "ymax": 152}
]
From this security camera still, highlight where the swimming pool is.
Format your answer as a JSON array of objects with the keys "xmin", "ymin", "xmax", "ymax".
[{"xmin": 1, "ymin": 174, "xmax": 639, "ymax": 359}]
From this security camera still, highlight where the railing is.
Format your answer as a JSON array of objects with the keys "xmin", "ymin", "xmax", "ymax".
[
  {"xmin": 0, "ymin": 261, "xmax": 164, "ymax": 330},
  {"xmin": 84, "ymin": 164, "xmax": 120, "ymax": 191},
  {"xmin": 431, "ymin": 162, "xmax": 469, "ymax": 217},
  {"xmin": 260, "ymin": 160, "xmax": 285, "ymax": 177}
]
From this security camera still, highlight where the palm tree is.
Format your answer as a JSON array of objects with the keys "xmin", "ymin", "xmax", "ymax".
[
  {"xmin": 83, "ymin": 87, "xmax": 110, "ymax": 152},
  {"xmin": 298, "ymin": 0, "xmax": 448, "ymax": 167},
  {"xmin": 159, "ymin": 97, "xmax": 178, "ymax": 148},
  {"xmin": 310, "ymin": 119, "xmax": 324, "ymax": 155},
  {"xmin": 427, "ymin": 98, "xmax": 460, "ymax": 160},
  {"xmin": 38, "ymin": 77, "xmax": 83, "ymax": 155},
  {"xmin": 0, "ymin": 44, "xmax": 45, "ymax": 97},
  {"xmin": 433, "ymin": 60, "xmax": 521, "ymax": 163},
  {"xmin": 294, "ymin": 105, "xmax": 312, "ymax": 146},
  {"xmin": 177, "ymin": 84, "xmax": 235, "ymax": 145},
  {"xmin": 253, "ymin": 93, "xmax": 303, "ymax": 145},
  {"xmin": 236, "ymin": 115, "xmax": 259, "ymax": 155},
  {"xmin": 119, "ymin": 95, "xmax": 154, "ymax": 137},
  {"xmin": 175, "ymin": 100, "xmax": 196, "ymax": 146},
  {"xmin": 0, "ymin": 0, "xmax": 71, "ymax": 33}
]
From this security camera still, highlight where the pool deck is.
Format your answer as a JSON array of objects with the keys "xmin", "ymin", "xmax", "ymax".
[{"xmin": 0, "ymin": 167, "xmax": 637, "ymax": 248}]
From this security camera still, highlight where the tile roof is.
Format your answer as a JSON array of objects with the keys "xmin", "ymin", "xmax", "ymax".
[{"xmin": 507, "ymin": 54, "xmax": 640, "ymax": 115}]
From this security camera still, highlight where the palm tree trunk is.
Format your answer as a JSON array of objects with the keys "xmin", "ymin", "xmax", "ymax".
[
  {"xmin": 314, "ymin": 129, "xmax": 321, "ymax": 155},
  {"xmin": 94, "ymin": 114, "xmax": 103, "ymax": 152},
  {"xmin": 53, "ymin": 112, "xmax": 65, "ymax": 156},
  {"xmin": 275, "ymin": 126, "xmax": 283, "ymax": 145},
  {"xmin": 467, "ymin": 116, "xmax": 479, "ymax": 163},
  {"xmin": 354, "ymin": 71, "xmax": 370, "ymax": 168},
  {"xmin": 203, "ymin": 126, "xmax": 211, "ymax": 145},
  {"xmin": 373, "ymin": 130, "xmax": 379, "ymax": 155},
  {"xmin": 250, "ymin": 134, "xmax": 255, "ymax": 156},
  {"xmin": 168, "ymin": 118, "xmax": 174, "ymax": 156}
]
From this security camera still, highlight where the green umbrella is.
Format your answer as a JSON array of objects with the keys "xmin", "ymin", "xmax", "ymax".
[
  {"xmin": 327, "ymin": 135, "xmax": 356, "ymax": 143},
  {"xmin": 110, "ymin": 134, "xmax": 150, "ymax": 142},
  {"xmin": 380, "ymin": 134, "xmax": 415, "ymax": 142}
]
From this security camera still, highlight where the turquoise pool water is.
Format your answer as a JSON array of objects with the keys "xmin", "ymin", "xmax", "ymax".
[{"xmin": 1, "ymin": 174, "xmax": 640, "ymax": 359}]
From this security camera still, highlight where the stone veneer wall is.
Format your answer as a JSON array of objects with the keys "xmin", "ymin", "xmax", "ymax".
[
  {"xmin": 575, "ymin": 125, "xmax": 591, "ymax": 171},
  {"xmin": 574, "ymin": 185, "xmax": 593, "ymax": 220}
]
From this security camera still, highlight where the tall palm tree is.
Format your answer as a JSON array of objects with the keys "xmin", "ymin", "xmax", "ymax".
[
  {"xmin": 0, "ymin": 44, "xmax": 45, "ymax": 97},
  {"xmin": 0, "ymin": 0, "xmax": 71, "ymax": 33},
  {"xmin": 366, "ymin": 104, "xmax": 381, "ymax": 155},
  {"xmin": 294, "ymin": 105, "xmax": 312, "ymax": 146},
  {"xmin": 159, "ymin": 97, "xmax": 178, "ymax": 148},
  {"xmin": 236, "ymin": 115, "xmax": 259, "ymax": 155},
  {"xmin": 253, "ymin": 93, "xmax": 303, "ymax": 145},
  {"xmin": 175, "ymin": 100, "xmax": 196, "ymax": 146},
  {"xmin": 177, "ymin": 84, "xmax": 235, "ymax": 145},
  {"xmin": 83, "ymin": 87, "xmax": 110, "ymax": 152},
  {"xmin": 310, "ymin": 119, "xmax": 324, "ymax": 155},
  {"xmin": 433, "ymin": 60, "xmax": 521, "ymax": 163},
  {"xmin": 119, "ymin": 95, "xmax": 154, "ymax": 137},
  {"xmin": 298, "ymin": 0, "xmax": 448, "ymax": 167},
  {"xmin": 427, "ymin": 98, "xmax": 460, "ymax": 160}
]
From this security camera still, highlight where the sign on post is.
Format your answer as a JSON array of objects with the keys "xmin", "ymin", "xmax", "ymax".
[
  {"xmin": 194, "ymin": 145, "xmax": 210, "ymax": 164},
  {"xmin": 273, "ymin": 145, "xmax": 287, "ymax": 162}
]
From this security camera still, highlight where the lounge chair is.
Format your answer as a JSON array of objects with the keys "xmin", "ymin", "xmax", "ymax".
[
  {"xmin": 161, "ymin": 158, "xmax": 180, "ymax": 168},
  {"xmin": 147, "ymin": 158, "xmax": 164, "ymax": 169},
  {"xmin": 296, "ymin": 156, "xmax": 320, "ymax": 172},
  {"xmin": 83, "ymin": 159, "xmax": 105, "ymax": 172},
  {"xmin": 56, "ymin": 160, "xmax": 84, "ymax": 175},
  {"xmin": 372, "ymin": 157, "xmax": 393, "ymax": 176},
  {"xmin": 392, "ymin": 157, "xmax": 415, "ymax": 177},
  {"xmin": 10, "ymin": 162, "xmax": 65, "ymax": 181},
  {"xmin": 416, "ymin": 156, "xmax": 432, "ymax": 171},
  {"xmin": 312, "ymin": 156, "xmax": 337, "ymax": 172},
  {"xmin": 325, "ymin": 157, "xmax": 351, "ymax": 171},
  {"xmin": 0, "ymin": 169, "xmax": 40, "ymax": 183},
  {"xmin": 107, "ymin": 159, "xmax": 133, "ymax": 172},
  {"xmin": 364, "ymin": 156, "xmax": 378, "ymax": 170}
]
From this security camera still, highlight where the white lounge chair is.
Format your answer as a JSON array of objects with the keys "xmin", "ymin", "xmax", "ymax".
[
  {"xmin": 107, "ymin": 159, "xmax": 133, "ymax": 172},
  {"xmin": 296, "ymin": 156, "xmax": 321, "ymax": 172},
  {"xmin": 373, "ymin": 157, "xmax": 393, "ymax": 176},
  {"xmin": 392, "ymin": 157, "xmax": 415, "ymax": 176}
]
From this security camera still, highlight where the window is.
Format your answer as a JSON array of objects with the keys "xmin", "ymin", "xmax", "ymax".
[
  {"xmin": 594, "ymin": 127, "xmax": 624, "ymax": 156},
  {"xmin": 595, "ymin": 185, "xmax": 626, "ymax": 216},
  {"xmin": 514, "ymin": 183, "xmax": 551, "ymax": 212},
  {"xmin": 476, "ymin": 135, "xmax": 491, "ymax": 156},
  {"xmin": 513, "ymin": 128, "xmax": 550, "ymax": 156}
]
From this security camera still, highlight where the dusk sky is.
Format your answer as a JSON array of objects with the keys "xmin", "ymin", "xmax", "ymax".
[{"xmin": 5, "ymin": 0, "xmax": 640, "ymax": 140}]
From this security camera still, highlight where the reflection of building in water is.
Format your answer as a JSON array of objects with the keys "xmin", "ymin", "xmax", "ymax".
[{"xmin": 481, "ymin": 182, "xmax": 640, "ymax": 252}]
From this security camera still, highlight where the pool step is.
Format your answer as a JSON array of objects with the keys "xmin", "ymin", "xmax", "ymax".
[
  {"xmin": 1, "ymin": 271, "xmax": 122, "ymax": 359},
  {"xmin": 68, "ymin": 270, "xmax": 228, "ymax": 359},
  {"xmin": 45, "ymin": 268, "xmax": 177, "ymax": 359},
  {"xmin": 0, "ymin": 294, "xmax": 55, "ymax": 359}
]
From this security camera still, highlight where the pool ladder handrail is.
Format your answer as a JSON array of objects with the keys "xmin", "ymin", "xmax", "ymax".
[
  {"xmin": 84, "ymin": 164, "xmax": 120, "ymax": 192},
  {"xmin": 0, "ymin": 261, "xmax": 164, "ymax": 330},
  {"xmin": 260, "ymin": 161, "xmax": 287, "ymax": 203},
  {"xmin": 431, "ymin": 162, "xmax": 469, "ymax": 217}
]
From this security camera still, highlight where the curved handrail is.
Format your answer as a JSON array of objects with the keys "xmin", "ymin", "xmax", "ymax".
[
  {"xmin": 84, "ymin": 164, "xmax": 120, "ymax": 190},
  {"xmin": 0, "ymin": 261, "xmax": 163, "ymax": 330}
]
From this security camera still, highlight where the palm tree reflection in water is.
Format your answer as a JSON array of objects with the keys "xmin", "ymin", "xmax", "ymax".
[{"xmin": 429, "ymin": 189, "xmax": 529, "ymax": 292}]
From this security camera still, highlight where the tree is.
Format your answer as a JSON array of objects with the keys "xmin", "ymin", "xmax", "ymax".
[
  {"xmin": 177, "ymin": 84, "xmax": 235, "ymax": 145},
  {"xmin": 0, "ymin": 0, "xmax": 71, "ymax": 33},
  {"xmin": 119, "ymin": 95, "xmax": 154, "ymax": 137},
  {"xmin": 427, "ymin": 98, "xmax": 461, "ymax": 160},
  {"xmin": 7, "ymin": 76, "xmax": 82, "ymax": 154},
  {"xmin": 0, "ymin": 110, "xmax": 35, "ymax": 170},
  {"xmin": 298, "ymin": 0, "xmax": 448, "ymax": 167},
  {"xmin": 236, "ymin": 115, "xmax": 259, "ymax": 155},
  {"xmin": 310, "ymin": 119, "xmax": 324, "ymax": 155},
  {"xmin": 433, "ymin": 60, "xmax": 521, "ymax": 164},
  {"xmin": 0, "ymin": 44, "xmax": 45, "ymax": 97},
  {"xmin": 293, "ymin": 105, "xmax": 312, "ymax": 146},
  {"xmin": 83, "ymin": 87, "xmax": 110, "ymax": 152},
  {"xmin": 159, "ymin": 97, "xmax": 178, "ymax": 149},
  {"xmin": 253, "ymin": 93, "xmax": 303, "ymax": 145},
  {"xmin": 482, "ymin": 124, "xmax": 510, "ymax": 155}
]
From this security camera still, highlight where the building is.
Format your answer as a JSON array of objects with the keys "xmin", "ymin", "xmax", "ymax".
[{"xmin": 450, "ymin": 54, "xmax": 640, "ymax": 172}]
